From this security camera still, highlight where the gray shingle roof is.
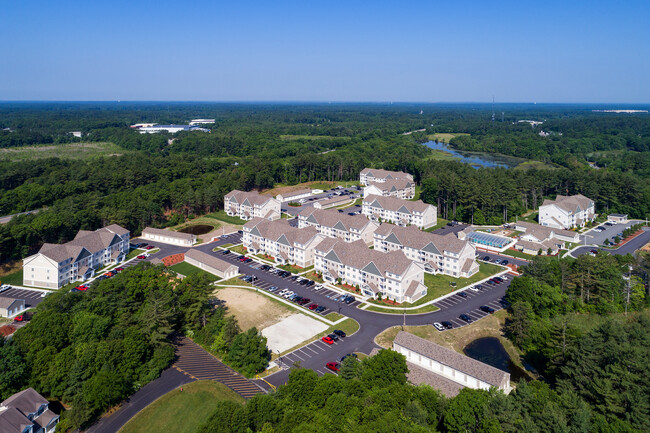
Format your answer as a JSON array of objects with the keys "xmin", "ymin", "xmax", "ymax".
[
  {"xmin": 184, "ymin": 249, "xmax": 238, "ymax": 273},
  {"xmin": 224, "ymin": 190, "xmax": 276, "ymax": 206},
  {"xmin": 514, "ymin": 221, "xmax": 576, "ymax": 241},
  {"xmin": 366, "ymin": 178, "xmax": 414, "ymax": 192},
  {"xmin": 394, "ymin": 332, "xmax": 509, "ymax": 388},
  {"xmin": 0, "ymin": 407, "xmax": 32, "ymax": 433},
  {"xmin": 541, "ymin": 194, "xmax": 593, "ymax": 214},
  {"xmin": 316, "ymin": 239, "xmax": 414, "ymax": 277},
  {"xmin": 38, "ymin": 225, "xmax": 129, "ymax": 263},
  {"xmin": 299, "ymin": 208, "xmax": 374, "ymax": 231},
  {"xmin": 244, "ymin": 218, "xmax": 321, "ymax": 247},
  {"xmin": 406, "ymin": 361, "xmax": 464, "ymax": 397},
  {"xmin": 363, "ymin": 195, "xmax": 431, "ymax": 213},
  {"xmin": 0, "ymin": 297, "xmax": 24, "ymax": 310},
  {"xmin": 360, "ymin": 168, "xmax": 413, "ymax": 181},
  {"xmin": 375, "ymin": 224, "xmax": 468, "ymax": 254},
  {"xmin": 1, "ymin": 388, "xmax": 48, "ymax": 417}
]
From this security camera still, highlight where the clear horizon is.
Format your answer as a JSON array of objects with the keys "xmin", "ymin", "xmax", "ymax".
[{"xmin": 1, "ymin": 1, "xmax": 649, "ymax": 103}]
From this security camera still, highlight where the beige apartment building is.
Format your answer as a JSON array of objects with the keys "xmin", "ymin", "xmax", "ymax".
[
  {"xmin": 22, "ymin": 224, "xmax": 130, "ymax": 289},
  {"xmin": 362, "ymin": 195, "xmax": 437, "ymax": 229},
  {"xmin": 359, "ymin": 168, "xmax": 413, "ymax": 186},
  {"xmin": 374, "ymin": 224, "xmax": 479, "ymax": 277},
  {"xmin": 224, "ymin": 190, "xmax": 281, "ymax": 221},
  {"xmin": 314, "ymin": 238, "xmax": 427, "ymax": 303},
  {"xmin": 297, "ymin": 208, "xmax": 379, "ymax": 245},
  {"xmin": 243, "ymin": 218, "xmax": 324, "ymax": 268},
  {"xmin": 363, "ymin": 179, "xmax": 416, "ymax": 200}
]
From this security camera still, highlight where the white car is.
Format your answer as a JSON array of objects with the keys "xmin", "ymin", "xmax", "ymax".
[
  {"xmin": 0, "ymin": 284, "xmax": 11, "ymax": 293},
  {"xmin": 469, "ymin": 286, "xmax": 480, "ymax": 292},
  {"xmin": 314, "ymin": 284, "xmax": 323, "ymax": 291},
  {"xmin": 433, "ymin": 322, "xmax": 445, "ymax": 331}
]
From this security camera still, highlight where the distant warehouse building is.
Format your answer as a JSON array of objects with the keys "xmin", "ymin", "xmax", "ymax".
[
  {"xmin": 189, "ymin": 119, "xmax": 215, "ymax": 125},
  {"xmin": 276, "ymin": 189, "xmax": 313, "ymax": 203},
  {"xmin": 183, "ymin": 249, "xmax": 238, "ymax": 279},
  {"xmin": 141, "ymin": 227, "xmax": 196, "ymax": 246},
  {"xmin": 136, "ymin": 124, "xmax": 209, "ymax": 134}
]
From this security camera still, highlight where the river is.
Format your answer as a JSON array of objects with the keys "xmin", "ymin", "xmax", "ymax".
[{"xmin": 423, "ymin": 140, "xmax": 523, "ymax": 169}]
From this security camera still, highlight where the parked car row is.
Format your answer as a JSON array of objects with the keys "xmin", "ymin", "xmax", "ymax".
[
  {"xmin": 321, "ymin": 329, "xmax": 347, "ymax": 345},
  {"xmin": 237, "ymin": 255, "xmax": 253, "ymax": 263}
]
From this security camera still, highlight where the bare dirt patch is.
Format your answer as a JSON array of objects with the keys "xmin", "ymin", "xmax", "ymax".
[{"xmin": 214, "ymin": 287, "xmax": 292, "ymax": 331}]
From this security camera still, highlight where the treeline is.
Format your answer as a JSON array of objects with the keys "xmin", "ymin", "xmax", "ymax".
[
  {"xmin": 194, "ymin": 342, "xmax": 646, "ymax": 433},
  {"xmin": 0, "ymin": 264, "xmax": 268, "ymax": 430}
]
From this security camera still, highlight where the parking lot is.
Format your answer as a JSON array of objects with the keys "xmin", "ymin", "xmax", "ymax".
[
  {"xmin": 0, "ymin": 287, "xmax": 47, "ymax": 309},
  {"xmin": 275, "ymin": 334, "xmax": 350, "ymax": 376},
  {"xmin": 431, "ymin": 277, "xmax": 510, "ymax": 330},
  {"xmin": 581, "ymin": 220, "xmax": 640, "ymax": 246}
]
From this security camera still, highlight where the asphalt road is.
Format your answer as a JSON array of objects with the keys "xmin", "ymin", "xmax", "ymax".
[
  {"xmin": 579, "ymin": 220, "xmax": 643, "ymax": 246},
  {"xmin": 281, "ymin": 186, "xmax": 362, "ymax": 216}
]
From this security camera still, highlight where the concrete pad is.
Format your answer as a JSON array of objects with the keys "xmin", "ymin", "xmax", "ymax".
[{"xmin": 262, "ymin": 313, "xmax": 328, "ymax": 353}]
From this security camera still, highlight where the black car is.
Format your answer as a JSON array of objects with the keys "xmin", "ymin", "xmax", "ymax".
[
  {"xmin": 327, "ymin": 333, "xmax": 339, "ymax": 342},
  {"xmin": 237, "ymin": 230, "xmax": 243, "ymax": 234},
  {"xmin": 237, "ymin": 255, "xmax": 245, "ymax": 260},
  {"xmin": 306, "ymin": 280, "xmax": 315, "ymax": 287},
  {"xmin": 355, "ymin": 204, "xmax": 361, "ymax": 207},
  {"xmin": 348, "ymin": 212, "xmax": 355, "ymax": 216},
  {"xmin": 457, "ymin": 292, "xmax": 468, "ymax": 298},
  {"xmin": 459, "ymin": 314, "xmax": 472, "ymax": 323},
  {"xmin": 338, "ymin": 209, "xmax": 344, "ymax": 213},
  {"xmin": 501, "ymin": 260, "xmax": 509, "ymax": 265},
  {"xmin": 260, "ymin": 264, "xmax": 270, "ymax": 270},
  {"xmin": 480, "ymin": 305, "xmax": 496, "ymax": 314},
  {"xmin": 290, "ymin": 275, "xmax": 299, "ymax": 281},
  {"xmin": 315, "ymin": 306, "xmax": 326, "ymax": 313},
  {"xmin": 441, "ymin": 321, "xmax": 453, "ymax": 329},
  {"xmin": 244, "ymin": 258, "xmax": 253, "ymax": 263},
  {"xmin": 333, "ymin": 329, "xmax": 346, "ymax": 338},
  {"xmin": 344, "ymin": 296, "xmax": 354, "ymax": 304},
  {"xmin": 222, "ymin": 249, "xmax": 230, "ymax": 255},
  {"xmin": 483, "ymin": 255, "xmax": 490, "ymax": 261},
  {"xmin": 341, "ymin": 353, "xmax": 357, "ymax": 362},
  {"xmin": 299, "ymin": 279, "xmax": 309, "ymax": 285}
]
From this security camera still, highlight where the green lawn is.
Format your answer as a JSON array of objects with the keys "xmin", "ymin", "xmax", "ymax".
[
  {"xmin": 168, "ymin": 262, "xmax": 220, "ymax": 282},
  {"xmin": 278, "ymin": 264, "xmax": 313, "ymax": 274},
  {"xmin": 417, "ymin": 262, "xmax": 502, "ymax": 305},
  {"xmin": 365, "ymin": 303, "xmax": 440, "ymax": 315},
  {"xmin": 423, "ymin": 218, "xmax": 449, "ymax": 232},
  {"xmin": 518, "ymin": 211, "xmax": 539, "ymax": 223},
  {"xmin": 0, "ymin": 269, "xmax": 23, "ymax": 286},
  {"xmin": 501, "ymin": 249, "xmax": 535, "ymax": 260},
  {"xmin": 204, "ymin": 210, "xmax": 246, "ymax": 226},
  {"xmin": 0, "ymin": 142, "xmax": 130, "ymax": 162},
  {"xmin": 229, "ymin": 245, "xmax": 248, "ymax": 255},
  {"xmin": 325, "ymin": 312, "xmax": 344, "ymax": 321},
  {"xmin": 427, "ymin": 133, "xmax": 470, "ymax": 143},
  {"xmin": 118, "ymin": 381, "xmax": 245, "ymax": 433}
]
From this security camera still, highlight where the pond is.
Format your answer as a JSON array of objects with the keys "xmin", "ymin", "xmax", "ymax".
[
  {"xmin": 423, "ymin": 140, "xmax": 523, "ymax": 169},
  {"xmin": 177, "ymin": 224, "xmax": 214, "ymax": 235},
  {"xmin": 463, "ymin": 337, "xmax": 529, "ymax": 382}
]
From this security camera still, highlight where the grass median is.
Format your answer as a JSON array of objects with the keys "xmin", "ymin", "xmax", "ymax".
[{"xmin": 118, "ymin": 380, "xmax": 244, "ymax": 433}]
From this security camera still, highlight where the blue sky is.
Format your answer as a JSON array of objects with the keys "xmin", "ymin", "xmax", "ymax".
[{"xmin": 1, "ymin": 0, "xmax": 649, "ymax": 102}]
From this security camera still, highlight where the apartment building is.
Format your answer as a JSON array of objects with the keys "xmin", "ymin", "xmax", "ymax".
[
  {"xmin": 298, "ymin": 208, "xmax": 379, "ymax": 245},
  {"xmin": 363, "ymin": 178, "xmax": 416, "ymax": 200},
  {"xmin": 513, "ymin": 221, "xmax": 579, "ymax": 255},
  {"xmin": 243, "ymin": 218, "xmax": 324, "ymax": 268},
  {"xmin": 22, "ymin": 224, "xmax": 130, "ymax": 289},
  {"xmin": 362, "ymin": 195, "xmax": 437, "ymax": 229},
  {"xmin": 359, "ymin": 168, "xmax": 413, "ymax": 186},
  {"xmin": 394, "ymin": 332, "xmax": 511, "ymax": 396},
  {"xmin": 0, "ymin": 388, "xmax": 59, "ymax": 433},
  {"xmin": 224, "ymin": 190, "xmax": 281, "ymax": 221},
  {"xmin": 314, "ymin": 238, "xmax": 427, "ymax": 303},
  {"xmin": 538, "ymin": 194, "xmax": 595, "ymax": 229},
  {"xmin": 374, "ymin": 224, "xmax": 478, "ymax": 278}
]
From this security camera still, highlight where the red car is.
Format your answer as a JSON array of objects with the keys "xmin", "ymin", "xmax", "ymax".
[
  {"xmin": 14, "ymin": 314, "xmax": 24, "ymax": 322},
  {"xmin": 308, "ymin": 303, "xmax": 318, "ymax": 310},
  {"xmin": 137, "ymin": 255, "xmax": 146, "ymax": 259},
  {"xmin": 115, "ymin": 267, "xmax": 124, "ymax": 272},
  {"xmin": 145, "ymin": 245, "xmax": 155, "ymax": 250},
  {"xmin": 326, "ymin": 362, "xmax": 339, "ymax": 372},
  {"xmin": 76, "ymin": 285, "xmax": 88, "ymax": 291},
  {"xmin": 321, "ymin": 336, "xmax": 334, "ymax": 345}
]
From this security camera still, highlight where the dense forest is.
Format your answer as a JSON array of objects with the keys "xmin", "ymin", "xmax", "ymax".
[
  {"xmin": 0, "ymin": 264, "xmax": 269, "ymax": 430},
  {"xmin": 1, "ymin": 103, "xmax": 648, "ymax": 262}
]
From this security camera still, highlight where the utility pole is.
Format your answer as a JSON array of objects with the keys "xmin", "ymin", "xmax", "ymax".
[{"xmin": 625, "ymin": 265, "xmax": 632, "ymax": 316}]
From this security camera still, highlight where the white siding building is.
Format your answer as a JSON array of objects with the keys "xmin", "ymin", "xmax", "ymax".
[
  {"xmin": 314, "ymin": 238, "xmax": 427, "ymax": 303},
  {"xmin": 0, "ymin": 298, "xmax": 26, "ymax": 318},
  {"xmin": 243, "ymin": 218, "xmax": 324, "ymax": 268},
  {"xmin": 298, "ymin": 208, "xmax": 379, "ymax": 245},
  {"xmin": 141, "ymin": 227, "xmax": 196, "ymax": 246},
  {"xmin": 363, "ymin": 179, "xmax": 416, "ymax": 200},
  {"xmin": 0, "ymin": 388, "xmax": 60, "ymax": 433},
  {"xmin": 538, "ymin": 194, "xmax": 595, "ymax": 229},
  {"xmin": 513, "ymin": 221, "xmax": 579, "ymax": 255},
  {"xmin": 22, "ymin": 224, "xmax": 130, "ymax": 289},
  {"xmin": 183, "ymin": 249, "xmax": 238, "ymax": 279},
  {"xmin": 224, "ymin": 190, "xmax": 281, "ymax": 221},
  {"xmin": 363, "ymin": 195, "xmax": 437, "ymax": 229},
  {"xmin": 394, "ymin": 332, "xmax": 511, "ymax": 395},
  {"xmin": 275, "ymin": 189, "xmax": 313, "ymax": 203},
  {"xmin": 374, "ymin": 224, "xmax": 479, "ymax": 278},
  {"xmin": 359, "ymin": 168, "xmax": 413, "ymax": 186}
]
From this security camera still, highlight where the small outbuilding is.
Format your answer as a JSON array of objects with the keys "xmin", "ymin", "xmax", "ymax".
[
  {"xmin": 607, "ymin": 214, "xmax": 628, "ymax": 224},
  {"xmin": 0, "ymin": 297, "xmax": 26, "ymax": 318},
  {"xmin": 141, "ymin": 227, "xmax": 196, "ymax": 246},
  {"xmin": 184, "ymin": 249, "xmax": 239, "ymax": 279}
]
